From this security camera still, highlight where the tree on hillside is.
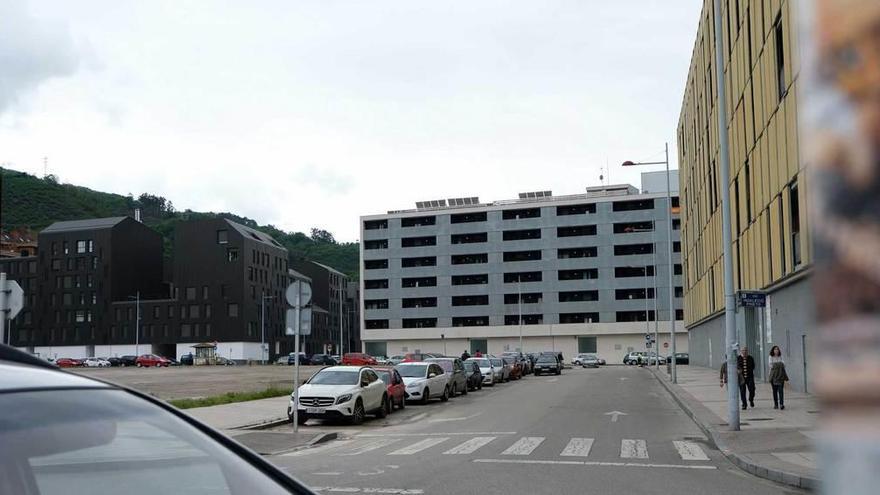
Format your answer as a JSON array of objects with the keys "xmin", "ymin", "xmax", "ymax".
[{"xmin": 310, "ymin": 228, "xmax": 336, "ymax": 244}]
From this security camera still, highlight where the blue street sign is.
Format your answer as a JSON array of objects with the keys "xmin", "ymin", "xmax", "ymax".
[{"xmin": 737, "ymin": 291, "xmax": 767, "ymax": 308}]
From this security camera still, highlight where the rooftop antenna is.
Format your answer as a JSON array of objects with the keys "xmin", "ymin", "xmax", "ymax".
[{"xmin": 606, "ymin": 157, "xmax": 611, "ymax": 186}]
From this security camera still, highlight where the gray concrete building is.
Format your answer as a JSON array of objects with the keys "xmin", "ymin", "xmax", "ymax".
[{"xmin": 359, "ymin": 180, "xmax": 685, "ymax": 361}]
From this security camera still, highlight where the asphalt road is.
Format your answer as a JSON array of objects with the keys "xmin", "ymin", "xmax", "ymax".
[{"xmin": 266, "ymin": 366, "xmax": 802, "ymax": 494}]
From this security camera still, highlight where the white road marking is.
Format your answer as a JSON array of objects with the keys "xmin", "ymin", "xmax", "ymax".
[
  {"xmin": 428, "ymin": 412, "xmax": 483, "ymax": 423},
  {"xmin": 502, "ymin": 437, "xmax": 545, "ymax": 456},
  {"xmin": 336, "ymin": 438, "xmax": 401, "ymax": 456},
  {"xmin": 406, "ymin": 413, "xmax": 428, "ymax": 423},
  {"xmin": 547, "ymin": 378, "xmax": 559, "ymax": 383},
  {"xmin": 357, "ymin": 431, "xmax": 516, "ymax": 437},
  {"xmin": 443, "ymin": 436, "xmax": 497, "ymax": 455},
  {"xmin": 560, "ymin": 438, "xmax": 594, "ymax": 457},
  {"xmin": 282, "ymin": 440, "xmax": 355, "ymax": 457},
  {"xmin": 620, "ymin": 439, "xmax": 648, "ymax": 459},
  {"xmin": 673, "ymin": 441, "xmax": 710, "ymax": 461},
  {"xmin": 387, "ymin": 437, "xmax": 449, "ymax": 455},
  {"xmin": 619, "ymin": 377, "xmax": 629, "ymax": 381},
  {"xmin": 472, "ymin": 459, "xmax": 716, "ymax": 470},
  {"xmin": 604, "ymin": 410, "xmax": 628, "ymax": 422},
  {"xmin": 310, "ymin": 487, "xmax": 424, "ymax": 494}
]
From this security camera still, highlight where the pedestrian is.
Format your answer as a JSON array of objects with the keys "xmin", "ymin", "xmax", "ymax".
[
  {"xmin": 737, "ymin": 347, "xmax": 756, "ymax": 409},
  {"xmin": 474, "ymin": 349, "xmax": 482, "ymax": 358},
  {"xmin": 461, "ymin": 349, "xmax": 471, "ymax": 361},
  {"xmin": 768, "ymin": 345, "xmax": 789, "ymax": 410}
]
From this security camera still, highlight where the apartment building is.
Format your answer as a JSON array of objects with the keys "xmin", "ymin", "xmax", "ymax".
[
  {"xmin": 359, "ymin": 179, "xmax": 684, "ymax": 360},
  {"xmin": 677, "ymin": 0, "xmax": 811, "ymax": 390}
]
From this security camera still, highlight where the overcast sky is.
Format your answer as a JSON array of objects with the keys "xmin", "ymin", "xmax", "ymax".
[{"xmin": 1, "ymin": 0, "xmax": 701, "ymax": 241}]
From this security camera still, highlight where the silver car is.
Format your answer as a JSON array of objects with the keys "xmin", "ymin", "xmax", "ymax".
[
  {"xmin": 466, "ymin": 357, "xmax": 497, "ymax": 386},
  {"xmin": 580, "ymin": 353, "xmax": 600, "ymax": 368},
  {"xmin": 489, "ymin": 357, "xmax": 510, "ymax": 382}
]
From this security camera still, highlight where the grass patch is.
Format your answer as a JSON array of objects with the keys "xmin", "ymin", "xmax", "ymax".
[{"xmin": 169, "ymin": 387, "xmax": 292, "ymax": 409}]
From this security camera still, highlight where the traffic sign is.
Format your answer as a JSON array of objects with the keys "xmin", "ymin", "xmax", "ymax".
[
  {"xmin": 1, "ymin": 279, "xmax": 24, "ymax": 319},
  {"xmin": 663, "ymin": 342, "xmax": 669, "ymax": 349},
  {"xmin": 737, "ymin": 290, "xmax": 766, "ymax": 307},
  {"xmin": 286, "ymin": 281, "xmax": 312, "ymax": 307},
  {"xmin": 646, "ymin": 342, "xmax": 652, "ymax": 349},
  {"xmin": 286, "ymin": 307, "xmax": 312, "ymax": 336}
]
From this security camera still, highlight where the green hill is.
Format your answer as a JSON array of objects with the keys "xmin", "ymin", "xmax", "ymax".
[{"xmin": 0, "ymin": 168, "xmax": 359, "ymax": 279}]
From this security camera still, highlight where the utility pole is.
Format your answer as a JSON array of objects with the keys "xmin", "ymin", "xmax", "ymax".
[
  {"xmin": 518, "ymin": 280, "xmax": 523, "ymax": 353},
  {"xmin": 652, "ymin": 225, "xmax": 659, "ymax": 369},
  {"xmin": 713, "ymin": 0, "xmax": 739, "ymax": 431},
  {"xmin": 664, "ymin": 143, "xmax": 677, "ymax": 383}
]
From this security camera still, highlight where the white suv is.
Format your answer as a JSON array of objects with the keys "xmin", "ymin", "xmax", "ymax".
[
  {"xmin": 288, "ymin": 366, "xmax": 389, "ymax": 425},
  {"xmin": 396, "ymin": 362, "xmax": 450, "ymax": 404}
]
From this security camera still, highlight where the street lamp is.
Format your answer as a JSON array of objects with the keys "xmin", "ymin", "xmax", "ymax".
[
  {"xmin": 261, "ymin": 293, "xmax": 275, "ymax": 365},
  {"xmin": 622, "ymin": 143, "xmax": 678, "ymax": 383},
  {"xmin": 127, "ymin": 292, "xmax": 140, "ymax": 357},
  {"xmin": 625, "ymin": 226, "xmax": 658, "ymax": 368}
]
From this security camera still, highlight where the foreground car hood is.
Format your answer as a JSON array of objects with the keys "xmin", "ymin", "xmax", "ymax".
[
  {"xmin": 297, "ymin": 384, "xmax": 357, "ymax": 396},
  {"xmin": 402, "ymin": 377, "xmax": 426, "ymax": 387}
]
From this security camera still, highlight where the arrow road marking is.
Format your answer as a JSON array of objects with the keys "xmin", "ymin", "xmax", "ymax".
[{"xmin": 605, "ymin": 411, "xmax": 628, "ymax": 422}]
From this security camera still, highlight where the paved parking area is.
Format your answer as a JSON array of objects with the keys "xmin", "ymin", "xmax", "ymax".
[{"xmin": 69, "ymin": 364, "xmax": 323, "ymax": 400}]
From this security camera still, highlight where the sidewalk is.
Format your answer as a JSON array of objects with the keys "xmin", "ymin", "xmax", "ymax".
[{"xmin": 650, "ymin": 365, "xmax": 819, "ymax": 490}]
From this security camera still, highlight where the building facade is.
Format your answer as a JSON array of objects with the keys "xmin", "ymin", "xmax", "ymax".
[
  {"xmin": 291, "ymin": 259, "xmax": 359, "ymax": 356},
  {"xmin": 677, "ymin": 0, "xmax": 811, "ymax": 390},
  {"xmin": 359, "ymin": 184, "xmax": 685, "ymax": 360}
]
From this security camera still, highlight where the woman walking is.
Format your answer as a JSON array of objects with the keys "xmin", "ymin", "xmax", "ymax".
[{"xmin": 768, "ymin": 346, "xmax": 789, "ymax": 410}]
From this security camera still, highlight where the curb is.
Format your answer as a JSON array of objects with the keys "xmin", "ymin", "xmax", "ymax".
[
  {"xmin": 236, "ymin": 417, "xmax": 291, "ymax": 430},
  {"xmin": 648, "ymin": 367, "xmax": 818, "ymax": 491}
]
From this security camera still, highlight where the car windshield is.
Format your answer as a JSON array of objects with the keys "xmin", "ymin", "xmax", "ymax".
[
  {"xmin": 428, "ymin": 360, "xmax": 453, "ymax": 372},
  {"xmin": 396, "ymin": 365, "xmax": 428, "ymax": 378},
  {"xmin": 469, "ymin": 359, "xmax": 491, "ymax": 367},
  {"xmin": 308, "ymin": 370, "xmax": 360, "ymax": 385},
  {"xmin": 490, "ymin": 359, "xmax": 503, "ymax": 366},
  {"xmin": 537, "ymin": 357, "xmax": 557, "ymax": 364}
]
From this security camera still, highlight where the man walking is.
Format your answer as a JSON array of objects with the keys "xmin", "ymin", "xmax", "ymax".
[
  {"xmin": 737, "ymin": 347, "xmax": 757, "ymax": 409},
  {"xmin": 461, "ymin": 349, "xmax": 471, "ymax": 361}
]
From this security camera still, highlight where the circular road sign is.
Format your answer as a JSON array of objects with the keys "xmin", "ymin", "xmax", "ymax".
[
  {"xmin": 285, "ymin": 281, "xmax": 312, "ymax": 307},
  {"xmin": 663, "ymin": 342, "xmax": 669, "ymax": 348}
]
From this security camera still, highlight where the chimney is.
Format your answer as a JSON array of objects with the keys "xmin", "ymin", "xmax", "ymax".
[{"xmin": 135, "ymin": 208, "xmax": 142, "ymax": 222}]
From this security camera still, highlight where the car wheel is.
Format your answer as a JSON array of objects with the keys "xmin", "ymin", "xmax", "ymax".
[
  {"xmin": 421, "ymin": 388, "xmax": 430, "ymax": 405},
  {"xmin": 155, "ymin": 363, "xmax": 161, "ymax": 368},
  {"xmin": 462, "ymin": 383, "xmax": 469, "ymax": 395},
  {"xmin": 376, "ymin": 395, "xmax": 389, "ymax": 418},
  {"xmin": 478, "ymin": 381, "xmax": 483, "ymax": 390},
  {"xmin": 441, "ymin": 386, "xmax": 449, "ymax": 402},
  {"xmin": 451, "ymin": 383, "xmax": 457, "ymax": 397},
  {"xmin": 398, "ymin": 395, "xmax": 406, "ymax": 410},
  {"xmin": 136, "ymin": 363, "xmax": 142, "ymax": 368},
  {"xmin": 351, "ymin": 400, "xmax": 366, "ymax": 425}
]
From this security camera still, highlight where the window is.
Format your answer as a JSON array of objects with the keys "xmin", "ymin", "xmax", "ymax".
[
  {"xmin": 452, "ymin": 274, "xmax": 489, "ymax": 285},
  {"xmin": 205, "ymin": 304, "xmax": 212, "ymax": 318},
  {"xmin": 86, "ymin": 274, "xmax": 93, "ymax": 287},
  {"xmin": 674, "ymin": 264, "xmax": 683, "ymax": 275},
  {"xmin": 364, "ymin": 219, "xmax": 388, "ymax": 230},
  {"xmin": 365, "ymin": 299, "xmax": 390, "ymax": 310},
  {"xmin": 181, "ymin": 323, "xmax": 192, "ymax": 337},
  {"xmin": 615, "ymin": 288, "xmax": 655, "ymax": 300},
  {"xmin": 364, "ymin": 279, "xmax": 389, "ymax": 290},
  {"xmin": 672, "ymin": 219, "xmax": 681, "ymax": 230},
  {"xmin": 503, "ymin": 250, "xmax": 541, "ymax": 262},
  {"xmin": 559, "ymin": 290, "xmax": 599, "ymax": 302},
  {"xmin": 74, "ymin": 275, "xmax": 81, "ymax": 288},
  {"xmin": 67, "ymin": 258, "xmax": 74, "ymax": 270},
  {"xmin": 75, "ymin": 310, "xmax": 86, "ymax": 323},
  {"xmin": 52, "ymin": 242, "xmax": 58, "ymax": 255},
  {"xmin": 451, "ymin": 253, "xmax": 488, "ymax": 265},
  {"xmin": 452, "ymin": 295, "xmax": 489, "ymax": 306},
  {"xmin": 775, "ymin": 16, "xmax": 785, "ymax": 100},
  {"xmin": 401, "ymin": 216, "xmax": 436, "ymax": 227},
  {"xmin": 402, "ymin": 297, "xmax": 437, "ymax": 308},
  {"xmin": 365, "ymin": 259, "xmax": 389, "ymax": 270},
  {"xmin": 558, "ymin": 269, "xmax": 598, "ymax": 280},
  {"xmin": 153, "ymin": 306, "xmax": 160, "ymax": 319},
  {"xmin": 365, "ymin": 319, "xmax": 389, "ymax": 329},
  {"xmin": 505, "ymin": 314, "xmax": 543, "ymax": 325},
  {"xmin": 560, "ymin": 313, "xmax": 599, "ymax": 324},
  {"xmin": 790, "ymin": 181, "xmax": 802, "ymax": 267},
  {"xmin": 503, "ymin": 229, "xmax": 541, "ymax": 241},
  {"xmin": 502, "ymin": 208, "xmax": 540, "ymax": 220},
  {"xmin": 615, "ymin": 266, "xmax": 654, "ymax": 278},
  {"xmin": 63, "ymin": 241, "xmax": 69, "ymax": 254},
  {"xmin": 227, "ymin": 303, "xmax": 239, "ymax": 317},
  {"xmin": 63, "ymin": 276, "xmax": 72, "ymax": 289},
  {"xmin": 557, "ymin": 225, "xmax": 597, "ymax": 237},
  {"xmin": 504, "ymin": 271, "xmax": 542, "ymax": 283},
  {"xmin": 168, "ymin": 305, "xmax": 174, "ymax": 318},
  {"xmin": 612, "ymin": 199, "xmax": 654, "ymax": 211},
  {"xmin": 504, "ymin": 293, "xmax": 543, "ymax": 304},
  {"xmin": 557, "ymin": 203, "xmax": 596, "ymax": 215},
  {"xmin": 613, "ymin": 221, "xmax": 654, "ymax": 234},
  {"xmin": 88, "ymin": 240, "xmax": 94, "ymax": 253},
  {"xmin": 227, "ymin": 248, "xmax": 239, "ymax": 262},
  {"xmin": 675, "ymin": 287, "xmax": 684, "ymax": 298},
  {"xmin": 186, "ymin": 287, "xmax": 197, "ymax": 300},
  {"xmin": 402, "ymin": 277, "xmax": 437, "ymax": 288},
  {"xmin": 364, "ymin": 239, "xmax": 388, "ymax": 250},
  {"xmin": 673, "ymin": 241, "xmax": 681, "ymax": 252},
  {"xmin": 450, "ymin": 212, "xmax": 487, "ymax": 223},
  {"xmin": 451, "ymin": 232, "xmax": 487, "ymax": 244},
  {"xmin": 452, "ymin": 316, "xmax": 489, "ymax": 327},
  {"xmin": 401, "ymin": 236, "xmax": 436, "ymax": 247},
  {"xmin": 180, "ymin": 305, "xmax": 188, "ymax": 319},
  {"xmin": 76, "ymin": 240, "xmax": 87, "ymax": 254},
  {"xmin": 189, "ymin": 305, "xmax": 200, "ymax": 318},
  {"xmin": 616, "ymin": 310, "xmax": 655, "ymax": 322},
  {"xmin": 401, "ymin": 256, "xmax": 436, "ymax": 268},
  {"xmin": 675, "ymin": 309, "xmax": 684, "ymax": 320},
  {"xmin": 217, "ymin": 230, "xmax": 228, "ymax": 244},
  {"xmin": 202, "ymin": 286, "xmax": 209, "ymax": 299},
  {"xmin": 558, "ymin": 247, "xmax": 597, "ymax": 259},
  {"xmin": 403, "ymin": 318, "xmax": 437, "ymax": 328},
  {"xmin": 614, "ymin": 243, "xmax": 654, "ymax": 256}
]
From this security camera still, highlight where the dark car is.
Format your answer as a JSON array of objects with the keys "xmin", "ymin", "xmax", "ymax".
[
  {"xmin": 310, "ymin": 354, "xmax": 337, "ymax": 365},
  {"xmin": 668, "ymin": 353, "xmax": 689, "ymax": 365},
  {"xmin": 534, "ymin": 354, "xmax": 562, "ymax": 375},
  {"xmin": 464, "ymin": 360, "xmax": 483, "ymax": 391},
  {"xmin": 425, "ymin": 357, "xmax": 468, "ymax": 396},
  {"xmin": 119, "ymin": 355, "xmax": 138, "ymax": 367},
  {"xmin": 179, "ymin": 353, "xmax": 194, "ymax": 366},
  {"xmin": 105, "ymin": 356, "xmax": 123, "ymax": 367},
  {"xmin": 0, "ymin": 344, "xmax": 315, "ymax": 494}
]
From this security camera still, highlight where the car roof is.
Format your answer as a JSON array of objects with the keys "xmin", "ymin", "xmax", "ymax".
[
  {"xmin": 396, "ymin": 361, "xmax": 430, "ymax": 365},
  {"xmin": 0, "ymin": 346, "xmax": 115, "ymax": 393},
  {"xmin": 425, "ymin": 357, "xmax": 456, "ymax": 361},
  {"xmin": 322, "ymin": 365, "xmax": 366, "ymax": 372}
]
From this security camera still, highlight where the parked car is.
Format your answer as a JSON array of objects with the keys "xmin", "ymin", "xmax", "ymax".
[
  {"xmin": 342, "ymin": 352, "xmax": 378, "ymax": 366},
  {"xmin": 289, "ymin": 365, "xmax": 389, "ymax": 425},
  {"xmin": 502, "ymin": 357, "xmax": 523, "ymax": 380},
  {"xmin": 395, "ymin": 362, "xmax": 450, "ymax": 404},
  {"xmin": 667, "ymin": 352, "xmax": 689, "ymax": 365},
  {"xmin": 82, "ymin": 357, "xmax": 111, "ymax": 368},
  {"xmin": 502, "ymin": 352, "xmax": 531, "ymax": 375},
  {"xmin": 215, "ymin": 356, "xmax": 237, "ymax": 366},
  {"xmin": 310, "ymin": 354, "xmax": 337, "ymax": 365},
  {"xmin": 623, "ymin": 351, "xmax": 646, "ymax": 365},
  {"xmin": 488, "ymin": 357, "xmax": 510, "ymax": 382},
  {"xmin": 534, "ymin": 354, "xmax": 562, "ymax": 375},
  {"xmin": 579, "ymin": 353, "xmax": 600, "ymax": 368},
  {"xmin": 401, "ymin": 352, "xmax": 443, "ymax": 363},
  {"xmin": 119, "ymin": 355, "xmax": 138, "ymax": 367},
  {"xmin": 179, "ymin": 353, "xmax": 193, "ymax": 366},
  {"xmin": 165, "ymin": 357, "xmax": 180, "ymax": 366},
  {"xmin": 1, "ymin": 345, "xmax": 314, "ymax": 493},
  {"xmin": 102, "ymin": 356, "xmax": 123, "ymax": 367},
  {"xmin": 136, "ymin": 354, "xmax": 170, "ymax": 368},
  {"xmin": 466, "ymin": 357, "xmax": 497, "ymax": 386},
  {"xmin": 425, "ymin": 357, "xmax": 468, "ymax": 396},
  {"xmin": 54, "ymin": 357, "xmax": 82, "ymax": 368},
  {"xmin": 572, "ymin": 353, "xmax": 593, "ymax": 366},
  {"xmin": 373, "ymin": 366, "xmax": 406, "ymax": 410},
  {"xmin": 597, "ymin": 356, "xmax": 606, "ymax": 365},
  {"xmin": 386, "ymin": 355, "xmax": 405, "ymax": 365},
  {"xmin": 646, "ymin": 353, "xmax": 666, "ymax": 365},
  {"xmin": 463, "ymin": 360, "xmax": 483, "ymax": 391}
]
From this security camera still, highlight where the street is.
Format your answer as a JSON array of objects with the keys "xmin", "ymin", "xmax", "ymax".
[{"xmin": 266, "ymin": 366, "xmax": 801, "ymax": 494}]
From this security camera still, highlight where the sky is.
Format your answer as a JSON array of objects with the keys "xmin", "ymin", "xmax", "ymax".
[{"xmin": 0, "ymin": 0, "xmax": 702, "ymax": 242}]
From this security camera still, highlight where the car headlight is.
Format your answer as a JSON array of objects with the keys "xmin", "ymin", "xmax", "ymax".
[{"xmin": 336, "ymin": 394, "xmax": 353, "ymax": 404}]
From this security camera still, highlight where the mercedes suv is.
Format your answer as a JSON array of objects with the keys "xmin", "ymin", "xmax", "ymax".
[{"xmin": 288, "ymin": 366, "xmax": 390, "ymax": 425}]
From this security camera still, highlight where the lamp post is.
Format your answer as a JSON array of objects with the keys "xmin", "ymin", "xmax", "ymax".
[
  {"xmin": 518, "ymin": 280, "xmax": 523, "ymax": 353},
  {"xmin": 127, "ymin": 292, "xmax": 140, "ymax": 357},
  {"xmin": 261, "ymin": 293, "xmax": 275, "ymax": 365},
  {"xmin": 626, "ymin": 227, "xmax": 658, "ymax": 367},
  {"xmin": 622, "ymin": 143, "xmax": 677, "ymax": 383}
]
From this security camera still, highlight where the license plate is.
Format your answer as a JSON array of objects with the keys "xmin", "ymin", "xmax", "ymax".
[{"xmin": 305, "ymin": 407, "xmax": 325, "ymax": 414}]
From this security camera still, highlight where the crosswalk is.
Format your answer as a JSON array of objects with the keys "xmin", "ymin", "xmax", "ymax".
[{"xmin": 284, "ymin": 435, "xmax": 711, "ymax": 463}]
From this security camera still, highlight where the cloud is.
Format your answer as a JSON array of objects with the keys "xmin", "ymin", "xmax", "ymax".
[{"xmin": 0, "ymin": 0, "xmax": 80, "ymax": 113}]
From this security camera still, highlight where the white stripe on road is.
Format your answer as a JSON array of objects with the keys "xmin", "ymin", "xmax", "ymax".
[
  {"xmin": 387, "ymin": 437, "xmax": 449, "ymax": 455},
  {"xmin": 310, "ymin": 487, "xmax": 424, "ymax": 494},
  {"xmin": 472, "ymin": 459, "xmax": 716, "ymax": 470},
  {"xmin": 443, "ymin": 436, "xmax": 497, "ymax": 455},
  {"xmin": 620, "ymin": 439, "xmax": 648, "ymax": 459},
  {"xmin": 282, "ymin": 440, "xmax": 354, "ymax": 457},
  {"xmin": 560, "ymin": 438, "xmax": 594, "ymax": 457},
  {"xmin": 501, "ymin": 437, "xmax": 545, "ymax": 456},
  {"xmin": 336, "ymin": 438, "xmax": 401, "ymax": 456},
  {"xmin": 357, "ymin": 431, "xmax": 516, "ymax": 437},
  {"xmin": 673, "ymin": 441, "xmax": 710, "ymax": 461}
]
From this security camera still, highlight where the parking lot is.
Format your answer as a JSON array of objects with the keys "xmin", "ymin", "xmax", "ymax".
[{"xmin": 69, "ymin": 364, "xmax": 323, "ymax": 400}]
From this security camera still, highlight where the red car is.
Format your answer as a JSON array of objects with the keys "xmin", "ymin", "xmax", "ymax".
[
  {"xmin": 54, "ymin": 358, "xmax": 82, "ymax": 368},
  {"xmin": 373, "ymin": 366, "xmax": 406, "ymax": 410},
  {"xmin": 502, "ymin": 357, "xmax": 523, "ymax": 380},
  {"xmin": 341, "ymin": 353, "xmax": 377, "ymax": 366},
  {"xmin": 136, "ymin": 354, "xmax": 170, "ymax": 368}
]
